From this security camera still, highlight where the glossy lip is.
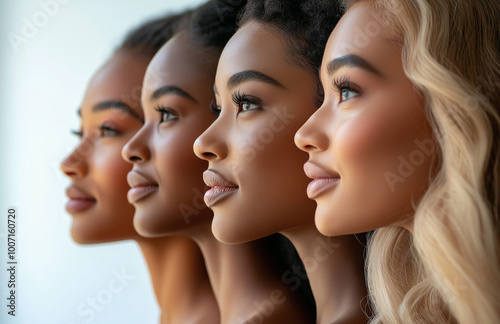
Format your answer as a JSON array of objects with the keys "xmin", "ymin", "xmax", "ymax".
[
  {"xmin": 303, "ymin": 162, "xmax": 341, "ymax": 199},
  {"xmin": 65, "ymin": 186, "xmax": 97, "ymax": 214},
  {"xmin": 203, "ymin": 170, "xmax": 238, "ymax": 207},
  {"xmin": 127, "ymin": 170, "xmax": 159, "ymax": 204}
]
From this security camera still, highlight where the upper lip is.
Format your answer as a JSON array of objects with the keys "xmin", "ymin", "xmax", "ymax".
[
  {"xmin": 203, "ymin": 170, "xmax": 238, "ymax": 188},
  {"xmin": 127, "ymin": 170, "xmax": 158, "ymax": 188},
  {"xmin": 66, "ymin": 186, "xmax": 96, "ymax": 200},
  {"xmin": 303, "ymin": 162, "xmax": 340, "ymax": 180}
]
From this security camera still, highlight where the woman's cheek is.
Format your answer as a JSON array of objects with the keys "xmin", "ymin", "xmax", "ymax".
[
  {"xmin": 166, "ymin": 132, "xmax": 207, "ymax": 173},
  {"xmin": 96, "ymin": 145, "xmax": 132, "ymax": 189},
  {"xmin": 334, "ymin": 114, "xmax": 381, "ymax": 165}
]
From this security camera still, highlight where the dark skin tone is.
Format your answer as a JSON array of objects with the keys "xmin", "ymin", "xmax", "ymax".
[
  {"xmin": 194, "ymin": 21, "xmax": 369, "ymax": 324},
  {"xmin": 61, "ymin": 49, "xmax": 219, "ymax": 324},
  {"xmin": 122, "ymin": 32, "xmax": 314, "ymax": 324}
]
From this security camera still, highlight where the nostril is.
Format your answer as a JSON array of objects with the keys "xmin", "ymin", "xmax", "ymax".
[
  {"xmin": 64, "ymin": 170, "xmax": 77, "ymax": 177},
  {"xmin": 203, "ymin": 152, "xmax": 217, "ymax": 159},
  {"xmin": 304, "ymin": 144, "xmax": 316, "ymax": 151},
  {"xmin": 129, "ymin": 156, "xmax": 142, "ymax": 162}
]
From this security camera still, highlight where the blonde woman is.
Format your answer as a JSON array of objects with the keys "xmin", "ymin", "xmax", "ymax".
[{"xmin": 295, "ymin": 0, "xmax": 500, "ymax": 323}]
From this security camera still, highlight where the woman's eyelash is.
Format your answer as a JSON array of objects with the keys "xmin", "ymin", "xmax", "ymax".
[
  {"xmin": 209, "ymin": 100, "xmax": 221, "ymax": 116},
  {"xmin": 155, "ymin": 106, "xmax": 178, "ymax": 122},
  {"xmin": 98, "ymin": 124, "xmax": 119, "ymax": 137},
  {"xmin": 332, "ymin": 75, "xmax": 361, "ymax": 103},
  {"xmin": 231, "ymin": 90, "xmax": 253, "ymax": 105},
  {"xmin": 231, "ymin": 90, "xmax": 263, "ymax": 113},
  {"xmin": 71, "ymin": 129, "xmax": 83, "ymax": 138},
  {"xmin": 332, "ymin": 75, "xmax": 351, "ymax": 91},
  {"xmin": 314, "ymin": 81, "xmax": 325, "ymax": 108},
  {"xmin": 70, "ymin": 125, "xmax": 119, "ymax": 139}
]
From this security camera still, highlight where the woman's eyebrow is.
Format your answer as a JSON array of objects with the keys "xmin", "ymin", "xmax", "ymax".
[
  {"xmin": 227, "ymin": 70, "xmax": 285, "ymax": 90},
  {"xmin": 87, "ymin": 100, "xmax": 144, "ymax": 122},
  {"xmin": 150, "ymin": 85, "xmax": 197, "ymax": 103},
  {"xmin": 327, "ymin": 54, "xmax": 382, "ymax": 76}
]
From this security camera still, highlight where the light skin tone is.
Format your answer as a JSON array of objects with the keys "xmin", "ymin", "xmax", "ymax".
[
  {"xmin": 194, "ymin": 21, "xmax": 368, "ymax": 324},
  {"xmin": 122, "ymin": 31, "xmax": 314, "ymax": 324},
  {"xmin": 295, "ymin": 1, "xmax": 436, "ymax": 236},
  {"xmin": 61, "ymin": 49, "xmax": 218, "ymax": 324}
]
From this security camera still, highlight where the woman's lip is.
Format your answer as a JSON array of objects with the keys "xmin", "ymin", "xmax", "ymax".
[
  {"xmin": 127, "ymin": 185, "xmax": 159, "ymax": 204},
  {"xmin": 204, "ymin": 186, "xmax": 238, "ymax": 207},
  {"xmin": 307, "ymin": 178, "xmax": 340, "ymax": 199},
  {"xmin": 303, "ymin": 162, "xmax": 340, "ymax": 179},
  {"xmin": 203, "ymin": 170, "xmax": 238, "ymax": 207},
  {"xmin": 303, "ymin": 162, "xmax": 341, "ymax": 199},
  {"xmin": 127, "ymin": 170, "xmax": 158, "ymax": 188},
  {"xmin": 203, "ymin": 170, "xmax": 238, "ymax": 187},
  {"xmin": 126, "ymin": 171, "xmax": 159, "ymax": 204},
  {"xmin": 66, "ymin": 198, "xmax": 96, "ymax": 214},
  {"xmin": 65, "ymin": 186, "xmax": 97, "ymax": 213},
  {"xmin": 66, "ymin": 186, "xmax": 95, "ymax": 200}
]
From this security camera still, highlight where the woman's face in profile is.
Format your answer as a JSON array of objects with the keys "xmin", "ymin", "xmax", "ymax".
[
  {"xmin": 295, "ymin": 2, "xmax": 436, "ymax": 236},
  {"xmin": 61, "ymin": 50, "xmax": 147, "ymax": 244},
  {"xmin": 122, "ymin": 32, "xmax": 217, "ymax": 237},
  {"xmin": 194, "ymin": 21, "xmax": 317, "ymax": 244}
]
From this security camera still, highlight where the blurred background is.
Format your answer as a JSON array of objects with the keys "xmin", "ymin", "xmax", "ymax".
[{"xmin": 0, "ymin": 1, "xmax": 205, "ymax": 323}]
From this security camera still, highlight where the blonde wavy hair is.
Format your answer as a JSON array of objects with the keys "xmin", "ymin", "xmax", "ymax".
[{"xmin": 342, "ymin": 0, "xmax": 500, "ymax": 323}]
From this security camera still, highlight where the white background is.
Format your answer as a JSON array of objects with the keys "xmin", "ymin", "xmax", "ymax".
[{"xmin": 0, "ymin": 1, "xmax": 205, "ymax": 323}]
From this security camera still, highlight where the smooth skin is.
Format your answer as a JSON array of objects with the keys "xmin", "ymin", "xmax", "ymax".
[
  {"xmin": 122, "ymin": 32, "xmax": 313, "ymax": 324},
  {"xmin": 194, "ymin": 21, "xmax": 318, "ymax": 244},
  {"xmin": 195, "ymin": 21, "xmax": 369, "ymax": 324},
  {"xmin": 61, "ymin": 49, "xmax": 219, "ymax": 324},
  {"xmin": 295, "ymin": 1, "xmax": 436, "ymax": 236}
]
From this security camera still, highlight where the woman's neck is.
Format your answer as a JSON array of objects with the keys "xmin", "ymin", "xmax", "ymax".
[
  {"xmin": 284, "ymin": 225, "xmax": 369, "ymax": 324},
  {"xmin": 190, "ymin": 224, "xmax": 315, "ymax": 324},
  {"xmin": 136, "ymin": 236, "xmax": 220, "ymax": 324}
]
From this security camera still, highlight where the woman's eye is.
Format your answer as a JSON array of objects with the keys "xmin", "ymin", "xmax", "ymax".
[
  {"xmin": 231, "ymin": 91, "xmax": 262, "ymax": 114},
  {"xmin": 71, "ymin": 129, "xmax": 83, "ymax": 138},
  {"xmin": 99, "ymin": 125, "xmax": 118, "ymax": 137},
  {"xmin": 155, "ymin": 107, "xmax": 178, "ymax": 123},
  {"xmin": 333, "ymin": 75, "xmax": 360, "ymax": 104},
  {"xmin": 340, "ymin": 88, "xmax": 359, "ymax": 102},
  {"xmin": 209, "ymin": 100, "xmax": 221, "ymax": 116},
  {"xmin": 240, "ymin": 101, "xmax": 260, "ymax": 112}
]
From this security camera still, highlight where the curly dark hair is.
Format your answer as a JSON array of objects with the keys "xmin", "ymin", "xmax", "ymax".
[
  {"xmin": 180, "ymin": 0, "xmax": 247, "ymax": 75},
  {"xmin": 189, "ymin": 0, "xmax": 246, "ymax": 51},
  {"xmin": 118, "ymin": 0, "xmax": 246, "ymax": 62},
  {"xmin": 118, "ymin": 10, "xmax": 192, "ymax": 56},
  {"xmin": 239, "ymin": 0, "xmax": 343, "ymax": 77}
]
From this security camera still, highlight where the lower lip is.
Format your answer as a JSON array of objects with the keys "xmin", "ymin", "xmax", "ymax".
[
  {"xmin": 66, "ymin": 199, "xmax": 96, "ymax": 213},
  {"xmin": 127, "ymin": 186, "xmax": 158, "ymax": 204},
  {"xmin": 307, "ymin": 178, "xmax": 340, "ymax": 199},
  {"xmin": 204, "ymin": 186, "xmax": 238, "ymax": 207}
]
